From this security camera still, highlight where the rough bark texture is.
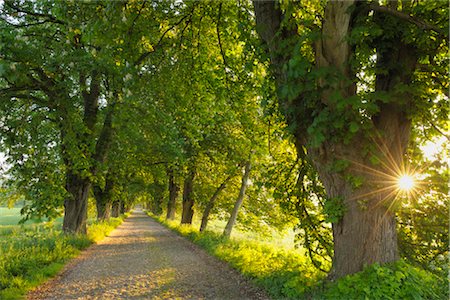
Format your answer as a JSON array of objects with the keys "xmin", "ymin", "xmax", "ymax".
[
  {"xmin": 166, "ymin": 168, "xmax": 179, "ymax": 220},
  {"xmin": 181, "ymin": 166, "xmax": 195, "ymax": 224},
  {"xmin": 254, "ymin": 0, "xmax": 417, "ymax": 278},
  {"xmin": 223, "ymin": 161, "xmax": 251, "ymax": 238},
  {"xmin": 62, "ymin": 172, "xmax": 90, "ymax": 234},
  {"xmin": 199, "ymin": 174, "xmax": 233, "ymax": 232}
]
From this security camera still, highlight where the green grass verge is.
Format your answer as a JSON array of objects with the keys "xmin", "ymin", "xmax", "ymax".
[
  {"xmin": 148, "ymin": 213, "xmax": 327, "ymax": 299},
  {"xmin": 149, "ymin": 213, "xmax": 448, "ymax": 300},
  {"xmin": 0, "ymin": 214, "xmax": 127, "ymax": 300}
]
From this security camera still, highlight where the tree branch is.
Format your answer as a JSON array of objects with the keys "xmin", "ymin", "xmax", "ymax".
[
  {"xmin": 426, "ymin": 118, "xmax": 450, "ymax": 142},
  {"xmin": 134, "ymin": 7, "xmax": 195, "ymax": 66},
  {"xmin": 127, "ymin": 0, "xmax": 147, "ymax": 36},
  {"xmin": 368, "ymin": 3, "xmax": 447, "ymax": 38},
  {"xmin": 5, "ymin": 2, "xmax": 66, "ymax": 25},
  {"xmin": 216, "ymin": 3, "xmax": 231, "ymax": 71}
]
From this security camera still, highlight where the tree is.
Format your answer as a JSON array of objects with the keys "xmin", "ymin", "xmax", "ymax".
[
  {"xmin": 223, "ymin": 159, "xmax": 252, "ymax": 237},
  {"xmin": 253, "ymin": 0, "xmax": 448, "ymax": 278},
  {"xmin": 166, "ymin": 166, "xmax": 180, "ymax": 220},
  {"xmin": 199, "ymin": 170, "xmax": 236, "ymax": 232},
  {"xmin": 0, "ymin": 1, "xmax": 115, "ymax": 233},
  {"xmin": 0, "ymin": 0, "xmax": 165, "ymax": 233}
]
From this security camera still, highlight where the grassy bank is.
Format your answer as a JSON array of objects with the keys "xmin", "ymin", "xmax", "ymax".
[
  {"xmin": 149, "ymin": 213, "xmax": 448, "ymax": 299},
  {"xmin": 0, "ymin": 213, "xmax": 127, "ymax": 300},
  {"xmin": 148, "ymin": 213, "xmax": 328, "ymax": 298}
]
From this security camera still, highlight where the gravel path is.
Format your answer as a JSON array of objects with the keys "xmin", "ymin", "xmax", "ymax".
[{"xmin": 27, "ymin": 209, "xmax": 269, "ymax": 300}]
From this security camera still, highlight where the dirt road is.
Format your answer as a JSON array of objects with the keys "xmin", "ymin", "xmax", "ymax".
[{"xmin": 27, "ymin": 209, "xmax": 268, "ymax": 299}]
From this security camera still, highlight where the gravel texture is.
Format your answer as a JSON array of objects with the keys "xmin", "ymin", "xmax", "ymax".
[{"xmin": 27, "ymin": 209, "xmax": 269, "ymax": 300}]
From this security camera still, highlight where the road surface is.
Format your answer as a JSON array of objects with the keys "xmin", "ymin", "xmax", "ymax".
[{"xmin": 27, "ymin": 209, "xmax": 268, "ymax": 299}]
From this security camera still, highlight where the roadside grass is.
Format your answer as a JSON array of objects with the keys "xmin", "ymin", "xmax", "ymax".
[
  {"xmin": 0, "ymin": 208, "xmax": 127, "ymax": 300},
  {"xmin": 148, "ymin": 213, "xmax": 328, "ymax": 299},
  {"xmin": 149, "ymin": 212, "xmax": 448, "ymax": 300}
]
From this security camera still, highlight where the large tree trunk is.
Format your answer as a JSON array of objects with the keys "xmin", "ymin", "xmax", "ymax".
[
  {"xmin": 180, "ymin": 165, "xmax": 195, "ymax": 224},
  {"xmin": 166, "ymin": 168, "xmax": 179, "ymax": 220},
  {"xmin": 61, "ymin": 73, "xmax": 115, "ymax": 233},
  {"xmin": 310, "ymin": 142, "xmax": 401, "ymax": 279},
  {"xmin": 93, "ymin": 173, "xmax": 114, "ymax": 221},
  {"xmin": 254, "ymin": 0, "xmax": 417, "ymax": 279},
  {"xmin": 200, "ymin": 173, "xmax": 233, "ymax": 232},
  {"xmin": 62, "ymin": 171, "xmax": 91, "ymax": 234},
  {"xmin": 223, "ymin": 161, "xmax": 251, "ymax": 238}
]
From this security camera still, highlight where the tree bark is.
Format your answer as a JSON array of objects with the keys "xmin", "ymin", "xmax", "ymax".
[
  {"xmin": 95, "ymin": 192, "xmax": 112, "ymax": 221},
  {"xmin": 93, "ymin": 172, "xmax": 115, "ymax": 221},
  {"xmin": 166, "ymin": 167, "xmax": 179, "ymax": 220},
  {"xmin": 310, "ymin": 142, "xmax": 401, "ymax": 279},
  {"xmin": 200, "ymin": 173, "xmax": 234, "ymax": 232},
  {"xmin": 223, "ymin": 161, "xmax": 251, "ymax": 238},
  {"xmin": 111, "ymin": 200, "xmax": 121, "ymax": 217},
  {"xmin": 62, "ymin": 171, "xmax": 90, "ymax": 234},
  {"xmin": 254, "ymin": 0, "xmax": 418, "ymax": 278},
  {"xmin": 181, "ymin": 165, "xmax": 195, "ymax": 224},
  {"xmin": 60, "ymin": 74, "xmax": 115, "ymax": 233}
]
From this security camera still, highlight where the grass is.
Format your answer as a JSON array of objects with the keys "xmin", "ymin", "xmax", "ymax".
[
  {"xmin": 149, "ymin": 212, "xmax": 448, "ymax": 300},
  {"xmin": 148, "ymin": 212, "xmax": 328, "ymax": 299},
  {"xmin": 0, "ymin": 207, "xmax": 63, "ymax": 226},
  {"xmin": 0, "ymin": 207, "xmax": 127, "ymax": 300}
]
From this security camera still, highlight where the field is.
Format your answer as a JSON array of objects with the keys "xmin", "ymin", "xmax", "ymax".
[{"xmin": 0, "ymin": 207, "xmax": 28, "ymax": 226}]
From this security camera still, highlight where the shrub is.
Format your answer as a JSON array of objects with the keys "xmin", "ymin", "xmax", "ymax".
[{"xmin": 318, "ymin": 260, "xmax": 448, "ymax": 300}]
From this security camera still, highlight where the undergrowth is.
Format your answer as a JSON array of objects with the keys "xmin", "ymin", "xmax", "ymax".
[
  {"xmin": 149, "ymin": 213, "xmax": 448, "ymax": 300},
  {"xmin": 0, "ymin": 215, "xmax": 126, "ymax": 300}
]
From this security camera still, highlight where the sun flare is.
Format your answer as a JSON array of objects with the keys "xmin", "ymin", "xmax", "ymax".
[{"xmin": 397, "ymin": 175, "xmax": 415, "ymax": 192}]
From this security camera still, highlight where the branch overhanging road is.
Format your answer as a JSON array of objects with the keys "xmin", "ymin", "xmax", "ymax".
[{"xmin": 28, "ymin": 209, "xmax": 269, "ymax": 300}]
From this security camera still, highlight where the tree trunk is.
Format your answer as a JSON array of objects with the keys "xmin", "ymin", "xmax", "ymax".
[
  {"xmin": 62, "ymin": 171, "xmax": 91, "ymax": 234},
  {"xmin": 310, "ymin": 143, "xmax": 400, "ymax": 279},
  {"xmin": 111, "ymin": 200, "xmax": 121, "ymax": 217},
  {"xmin": 95, "ymin": 195, "xmax": 112, "ymax": 221},
  {"xmin": 200, "ymin": 173, "xmax": 233, "ymax": 232},
  {"xmin": 254, "ymin": 0, "xmax": 417, "ymax": 279},
  {"xmin": 152, "ymin": 196, "xmax": 164, "ymax": 215},
  {"xmin": 181, "ymin": 165, "xmax": 195, "ymax": 224},
  {"xmin": 93, "ymin": 170, "xmax": 115, "ymax": 221},
  {"xmin": 223, "ymin": 161, "xmax": 251, "ymax": 238},
  {"xmin": 166, "ymin": 168, "xmax": 179, "ymax": 220}
]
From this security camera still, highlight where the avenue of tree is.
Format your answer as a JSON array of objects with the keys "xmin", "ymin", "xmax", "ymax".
[{"xmin": 0, "ymin": 0, "xmax": 448, "ymax": 280}]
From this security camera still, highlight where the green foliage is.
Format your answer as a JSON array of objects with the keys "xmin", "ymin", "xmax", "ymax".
[
  {"xmin": 397, "ymin": 137, "xmax": 449, "ymax": 278},
  {"xmin": 323, "ymin": 196, "xmax": 345, "ymax": 224},
  {"xmin": 87, "ymin": 215, "xmax": 126, "ymax": 242},
  {"xmin": 151, "ymin": 213, "xmax": 447, "ymax": 300},
  {"xmin": 318, "ymin": 261, "xmax": 448, "ymax": 300},
  {"xmin": 0, "ymin": 215, "xmax": 125, "ymax": 299},
  {"xmin": 0, "ymin": 228, "xmax": 89, "ymax": 299}
]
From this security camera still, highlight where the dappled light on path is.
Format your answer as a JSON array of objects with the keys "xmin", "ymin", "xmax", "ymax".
[{"xmin": 28, "ymin": 209, "xmax": 267, "ymax": 299}]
